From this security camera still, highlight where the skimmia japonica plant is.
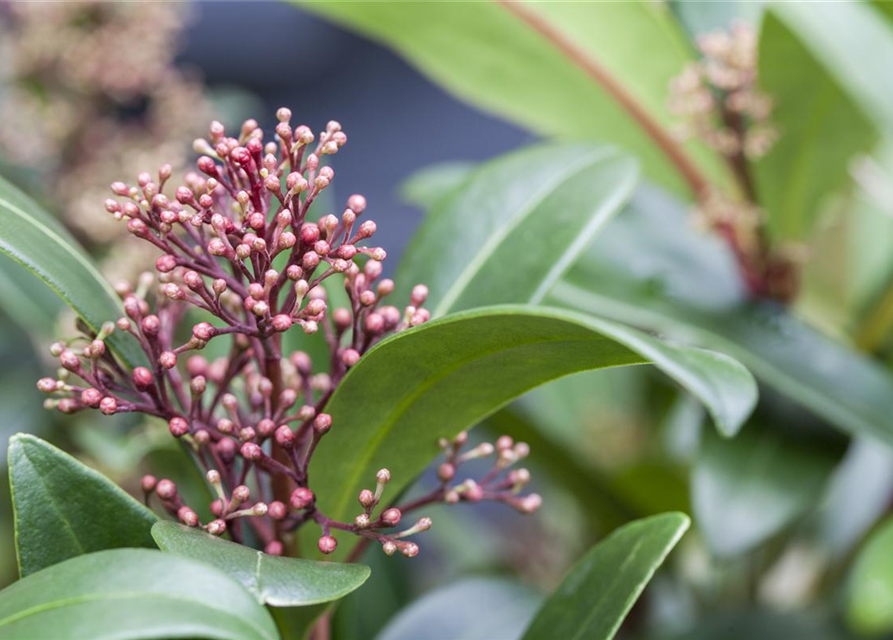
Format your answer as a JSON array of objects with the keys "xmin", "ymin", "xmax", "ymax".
[{"xmin": 35, "ymin": 109, "xmax": 541, "ymax": 559}]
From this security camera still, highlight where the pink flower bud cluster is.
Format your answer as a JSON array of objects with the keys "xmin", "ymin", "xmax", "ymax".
[{"xmin": 36, "ymin": 109, "xmax": 538, "ymax": 559}]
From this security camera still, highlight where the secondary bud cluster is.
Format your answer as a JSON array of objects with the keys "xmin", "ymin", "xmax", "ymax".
[
  {"xmin": 668, "ymin": 22, "xmax": 778, "ymax": 159},
  {"xmin": 36, "ymin": 109, "xmax": 540, "ymax": 560}
]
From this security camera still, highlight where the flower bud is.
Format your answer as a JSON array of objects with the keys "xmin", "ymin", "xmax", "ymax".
[
  {"xmin": 290, "ymin": 487, "xmax": 315, "ymax": 510},
  {"xmin": 156, "ymin": 479, "xmax": 177, "ymax": 500},
  {"xmin": 318, "ymin": 535, "xmax": 337, "ymax": 555},
  {"xmin": 382, "ymin": 508, "xmax": 402, "ymax": 527},
  {"xmin": 178, "ymin": 507, "xmax": 199, "ymax": 527},
  {"xmin": 400, "ymin": 542, "xmax": 419, "ymax": 558},
  {"xmin": 347, "ymin": 194, "xmax": 367, "ymax": 214},
  {"xmin": 272, "ymin": 314, "xmax": 292, "ymax": 332},
  {"xmin": 358, "ymin": 489, "xmax": 375, "ymax": 508},
  {"xmin": 159, "ymin": 351, "xmax": 177, "ymax": 369},
  {"xmin": 382, "ymin": 541, "xmax": 397, "ymax": 556},
  {"xmin": 141, "ymin": 475, "xmax": 157, "ymax": 493},
  {"xmin": 314, "ymin": 413, "xmax": 332, "ymax": 434},
  {"xmin": 193, "ymin": 322, "xmax": 215, "ymax": 342},
  {"xmin": 99, "ymin": 397, "xmax": 117, "ymax": 415},
  {"xmin": 233, "ymin": 485, "xmax": 251, "ymax": 504},
  {"xmin": 268, "ymin": 501, "xmax": 287, "ymax": 520},
  {"xmin": 133, "ymin": 367, "xmax": 153, "ymax": 391},
  {"xmin": 169, "ymin": 417, "xmax": 189, "ymax": 438},
  {"xmin": 265, "ymin": 541, "xmax": 284, "ymax": 556},
  {"xmin": 81, "ymin": 388, "xmax": 102, "ymax": 408},
  {"xmin": 275, "ymin": 425, "xmax": 295, "ymax": 447},
  {"xmin": 207, "ymin": 519, "xmax": 227, "ymax": 536},
  {"xmin": 240, "ymin": 442, "xmax": 263, "ymax": 461}
]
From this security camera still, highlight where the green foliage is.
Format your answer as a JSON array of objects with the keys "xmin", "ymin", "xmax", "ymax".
[
  {"xmin": 522, "ymin": 512, "xmax": 690, "ymax": 640},
  {"xmin": 398, "ymin": 143, "xmax": 638, "ymax": 315},
  {"xmin": 692, "ymin": 426, "xmax": 839, "ymax": 557},
  {"xmin": 376, "ymin": 577, "xmax": 543, "ymax": 640},
  {"xmin": 0, "ymin": 175, "xmax": 143, "ymax": 367},
  {"xmin": 847, "ymin": 516, "xmax": 893, "ymax": 636},
  {"xmin": 755, "ymin": 13, "xmax": 877, "ymax": 242},
  {"xmin": 297, "ymin": 0, "xmax": 731, "ymax": 197},
  {"xmin": 152, "ymin": 521, "xmax": 371, "ymax": 607},
  {"xmin": 0, "ymin": 548, "xmax": 279, "ymax": 640},
  {"xmin": 8, "ymin": 434, "xmax": 157, "ymax": 577},
  {"xmin": 310, "ymin": 306, "xmax": 755, "ymax": 541},
  {"xmin": 549, "ymin": 193, "xmax": 893, "ymax": 445}
]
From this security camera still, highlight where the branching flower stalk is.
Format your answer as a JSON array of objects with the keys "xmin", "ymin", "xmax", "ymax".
[
  {"xmin": 669, "ymin": 23, "xmax": 798, "ymax": 302},
  {"xmin": 36, "ymin": 109, "xmax": 541, "ymax": 559}
]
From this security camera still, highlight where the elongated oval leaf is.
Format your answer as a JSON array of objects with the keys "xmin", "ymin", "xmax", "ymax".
[
  {"xmin": 755, "ymin": 13, "xmax": 877, "ymax": 242},
  {"xmin": 0, "ymin": 174, "xmax": 142, "ymax": 367},
  {"xmin": 692, "ymin": 426, "xmax": 839, "ymax": 557},
  {"xmin": 847, "ymin": 515, "xmax": 893, "ymax": 636},
  {"xmin": 376, "ymin": 578, "xmax": 543, "ymax": 640},
  {"xmin": 310, "ymin": 306, "xmax": 756, "ymax": 534},
  {"xmin": 522, "ymin": 512, "xmax": 690, "ymax": 640},
  {"xmin": 8, "ymin": 434, "xmax": 158, "ymax": 577},
  {"xmin": 549, "ymin": 189, "xmax": 893, "ymax": 445},
  {"xmin": 297, "ymin": 1, "xmax": 730, "ymax": 196},
  {"xmin": 398, "ymin": 143, "xmax": 638, "ymax": 316},
  {"xmin": 0, "ymin": 548, "xmax": 279, "ymax": 640},
  {"xmin": 152, "ymin": 521, "xmax": 370, "ymax": 606}
]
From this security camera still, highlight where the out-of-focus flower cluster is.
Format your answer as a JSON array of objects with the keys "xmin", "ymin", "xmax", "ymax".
[
  {"xmin": 0, "ymin": 1, "xmax": 211, "ymax": 276},
  {"xmin": 36, "ymin": 109, "xmax": 541, "ymax": 558},
  {"xmin": 668, "ymin": 22, "xmax": 778, "ymax": 160}
]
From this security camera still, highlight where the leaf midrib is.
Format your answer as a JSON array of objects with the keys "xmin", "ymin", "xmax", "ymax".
[
  {"xmin": 325, "ymin": 332, "xmax": 630, "ymax": 520},
  {"xmin": 433, "ymin": 147, "xmax": 617, "ymax": 316}
]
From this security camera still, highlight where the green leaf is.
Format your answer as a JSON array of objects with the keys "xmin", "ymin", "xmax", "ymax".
[
  {"xmin": 755, "ymin": 12, "xmax": 877, "ymax": 242},
  {"xmin": 0, "ymin": 174, "xmax": 143, "ymax": 367},
  {"xmin": 521, "ymin": 512, "xmax": 690, "ymax": 640},
  {"xmin": 151, "ymin": 521, "xmax": 370, "ymax": 606},
  {"xmin": 398, "ymin": 161, "xmax": 475, "ymax": 211},
  {"xmin": 692, "ymin": 426, "xmax": 838, "ymax": 557},
  {"xmin": 847, "ymin": 515, "xmax": 893, "ymax": 636},
  {"xmin": 771, "ymin": 2, "xmax": 893, "ymax": 138},
  {"xmin": 398, "ymin": 143, "xmax": 638, "ymax": 316},
  {"xmin": 8, "ymin": 434, "xmax": 158, "ymax": 577},
  {"xmin": 297, "ymin": 1, "xmax": 731, "ymax": 197},
  {"xmin": 310, "ymin": 306, "xmax": 756, "ymax": 538},
  {"xmin": 376, "ymin": 577, "xmax": 543, "ymax": 640},
  {"xmin": 0, "ymin": 548, "xmax": 279, "ymax": 640},
  {"xmin": 549, "ymin": 190, "xmax": 893, "ymax": 445}
]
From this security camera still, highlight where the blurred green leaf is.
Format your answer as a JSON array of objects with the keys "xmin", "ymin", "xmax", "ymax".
[
  {"xmin": 8, "ymin": 434, "xmax": 157, "ymax": 577},
  {"xmin": 398, "ymin": 161, "xmax": 475, "ymax": 211},
  {"xmin": 658, "ymin": 609, "xmax": 852, "ymax": 640},
  {"xmin": 755, "ymin": 13, "xmax": 877, "ymax": 242},
  {"xmin": 522, "ymin": 512, "xmax": 690, "ymax": 640},
  {"xmin": 692, "ymin": 426, "xmax": 838, "ymax": 557},
  {"xmin": 376, "ymin": 577, "xmax": 543, "ymax": 640},
  {"xmin": 0, "ymin": 259, "xmax": 62, "ymax": 337},
  {"xmin": 152, "ymin": 521, "xmax": 370, "ymax": 606},
  {"xmin": 398, "ymin": 143, "xmax": 638, "ymax": 316},
  {"xmin": 549, "ymin": 190, "xmax": 893, "ymax": 445},
  {"xmin": 770, "ymin": 3, "xmax": 893, "ymax": 138},
  {"xmin": 309, "ymin": 306, "xmax": 755, "ymax": 551},
  {"xmin": 0, "ymin": 174, "xmax": 142, "ymax": 367},
  {"xmin": 0, "ymin": 548, "xmax": 279, "ymax": 640},
  {"xmin": 847, "ymin": 515, "xmax": 893, "ymax": 636},
  {"xmin": 668, "ymin": 1, "xmax": 764, "ymax": 41},
  {"xmin": 298, "ymin": 1, "xmax": 731, "ymax": 197}
]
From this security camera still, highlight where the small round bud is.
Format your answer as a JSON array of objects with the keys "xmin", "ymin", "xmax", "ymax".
[
  {"xmin": 268, "ymin": 501, "xmax": 287, "ymax": 520},
  {"xmin": 290, "ymin": 487, "xmax": 315, "ymax": 510},
  {"xmin": 240, "ymin": 442, "xmax": 263, "ymax": 461},
  {"xmin": 99, "ymin": 397, "xmax": 117, "ymax": 415},
  {"xmin": 239, "ymin": 427, "xmax": 257, "ymax": 442},
  {"xmin": 401, "ymin": 542, "xmax": 419, "ymax": 558},
  {"xmin": 59, "ymin": 349, "xmax": 81, "ymax": 372},
  {"xmin": 341, "ymin": 349, "xmax": 360, "ymax": 368},
  {"xmin": 159, "ymin": 351, "xmax": 177, "ymax": 369},
  {"xmin": 355, "ymin": 514, "xmax": 370, "ymax": 528},
  {"xmin": 358, "ymin": 489, "xmax": 375, "ymax": 508},
  {"xmin": 133, "ymin": 367, "xmax": 153, "ymax": 391},
  {"xmin": 207, "ymin": 519, "xmax": 227, "ymax": 536},
  {"xmin": 382, "ymin": 541, "xmax": 397, "ymax": 556},
  {"xmin": 272, "ymin": 314, "xmax": 292, "ymax": 332},
  {"xmin": 178, "ymin": 507, "xmax": 199, "ymax": 527},
  {"xmin": 381, "ymin": 508, "xmax": 402, "ymax": 527},
  {"xmin": 347, "ymin": 194, "xmax": 367, "ymax": 213},
  {"xmin": 233, "ymin": 485, "xmax": 251, "ymax": 503},
  {"xmin": 275, "ymin": 425, "xmax": 296, "ymax": 447},
  {"xmin": 265, "ymin": 541, "xmax": 284, "ymax": 556},
  {"xmin": 193, "ymin": 322, "xmax": 215, "ymax": 342},
  {"xmin": 81, "ymin": 388, "xmax": 102, "ymax": 408},
  {"xmin": 318, "ymin": 535, "xmax": 338, "ymax": 555},
  {"xmin": 169, "ymin": 417, "xmax": 189, "ymax": 438},
  {"xmin": 376, "ymin": 469, "xmax": 391, "ymax": 484},
  {"xmin": 365, "ymin": 313, "xmax": 384, "ymax": 335},
  {"xmin": 206, "ymin": 470, "xmax": 221, "ymax": 485},
  {"xmin": 411, "ymin": 284, "xmax": 429, "ymax": 307},
  {"xmin": 314, "ymin": 413, "xmax": 332, "ymax": 434},
  {"xmin": 37, "ymin": 377, "xmax": 57, "ymax": 393},
  {"xmin": 141, "ymin": 475, "xmax": 157, "ymax": 493},
  {"xmin": 156, "ymin": 479, "xmax": 177, "ymax": 499},
  {"xmin": 438, "ymin": 463, "xmax": 455, "ymax": 482}
]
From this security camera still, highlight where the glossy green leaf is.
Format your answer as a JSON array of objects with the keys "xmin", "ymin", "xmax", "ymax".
[
  {"xmin": 692, "ymin": 426, "xmax": 838, "ymax": 557},
  {"xmin": 8, "ymin": 434, "xmax": 158, "ymax": 577},
  {"xmin": 399, "ymin": 161, "xmax": 475, "ymax": 211},
  {"xmin": 522, "ymin": 512, "xmax": 690, "ymax": 640},
  {"xmin": 152, "ymin": 521, "xmax": 370, "ymax": 606},
  {"xmin": 847, "ymin": 516, "xmax": 893, "ymax": 636},
  {"xmin": 0, "ymin": 548, "xmax": 279, "ymax": 640},
  {"xmin": 771, "ymin": 2, "xmax": 893, "ymax": 137},
  {"xmin": 398, "ymin": 143, "xmax": 638, "ymax": 316},
  {"xmin": 309, "ymin": 306, "xmax": 755, "ymax": 541},
  {"xmin": 297, "ymin": 1, "xmax": 731, "ymax": 197},
  {"xmin": 0, "ymin": 174, "xmax": 143, "ymax": 367},
  {"xmin": 377, "ymin": 577, "xmax": 543, "ymax": 640},
  {"xmin": 549, "ymin": 190, "xmax": 893, "ymax": 445},
  {"xmin": 755, "ymin": 13, "xmax": 877, "ymax": 241}
]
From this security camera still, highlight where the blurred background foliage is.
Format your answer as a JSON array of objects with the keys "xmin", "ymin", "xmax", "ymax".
[{"xmin": 3, "ymin": 2, "xmax": 893, "ymax": 639}]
